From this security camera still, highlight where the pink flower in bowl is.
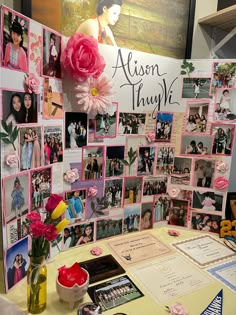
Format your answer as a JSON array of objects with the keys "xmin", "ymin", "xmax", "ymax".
[
  {"xmin": 5, "ymin": 152, "xmax": 18, "ymax": 168},
  {"xmin": 88, "ymin": 186, "xmax": 98, "ymax": 197},
  {"xmin": 25, "ymin": 73, "xmax": 40, "ymax": 94},
  {"xmin": 64, "ymin": 168, "xmax": 80, "ymax": 183},
  {"xmin": 214, "ymin": 176, "xmax": 229, "ymax": 190}
]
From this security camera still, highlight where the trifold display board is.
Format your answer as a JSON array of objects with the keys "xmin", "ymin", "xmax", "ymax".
[{"xmin": 0, "ymin": 5, "xmax": 236, "ymax": 292}]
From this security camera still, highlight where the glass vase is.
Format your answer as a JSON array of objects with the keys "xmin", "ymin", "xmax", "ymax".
[{"xmin": 27, "ymin": 256, "xmax": 47, "ymax": 314}]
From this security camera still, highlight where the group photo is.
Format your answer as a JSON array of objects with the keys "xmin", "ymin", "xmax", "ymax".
[
  {"xmin": 185, "ymin": 102, "xmax": 209, "ymax": 133},
  {"xmin": 118, "ymin": 113, "xmax": 146, "ymax": 135},
  {"xmin": 65, "ymin": 112, "xmax": 87, "ymax": 149},
  {"xmin": 155, "ymin": 112, "xmax": 173, "ymax": 142},
  {"xmin": 82, "ymin": 147, "xmax": 104, "ymax": 180},
  {"xmin": 44, "ymin": 126, "xmax": 63, "ymax": 164}
]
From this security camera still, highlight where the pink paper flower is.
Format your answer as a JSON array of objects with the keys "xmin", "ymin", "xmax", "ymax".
[
  {"xmin": 61, "ymin": 33, "xmax": 106, "ymax": 81},
  {"xmin": 25, "ymin": 73, "xmax": 40, "ymax": 94},
  {"xmin": 5, "ymin": 152, "xmax": 18, "ymax": 168},
  {"xmin": 64, "ymin": 168, "xmax": 80, "ymax": 183},
  {"xmin": 146, "ymin": 131, "xmax": 155, "ymax": 143},
  {"xmin": 166, "ymin": 303, "xmax": 188, "ymax": 315},
  {"xmin": 75, "ymin": 75, "xmax": 113, "ymax": 115},
  {"xmin": 216, "ymin": 161, "xmax": 229, "ymax": 173},
  {"xmin": 88, "ymin": 186, "xmax": 98, "ymax": 197},
  {"xmin": 90, "ymin": 246, "xmax": 103, "ymax": 256},
  {"xmin": 168, "ymin": 229, "xmax": 180, "ymax": 236},
  {"xmin": 214, "ymin": 176, "xmax": 229, "ymax": 190},
  {"xmin": 167, "ymin": 186, "xmax": 181, "ymax": 198}
]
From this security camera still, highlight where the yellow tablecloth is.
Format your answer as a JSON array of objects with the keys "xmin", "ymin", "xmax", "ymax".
[{"xmin": 1, "ymin": 227, "xmax": 236, "ymax": 315}]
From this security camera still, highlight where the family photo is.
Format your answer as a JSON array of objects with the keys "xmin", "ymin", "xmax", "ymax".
[
  {"xmin": 185, "ymin": 102, "xmax": 209, "ymax": 133},
  {"xmin": 155, "ymin": 112, "xmax": 173, "ymax": 142},
  {"xmin": 106, "ymin": 146, "xmax": 125, "ymax": 177},
  {"xmin": 191, "ymin": 212, "xmax": 221, "ymax": 233},
  {"xmin": 44, "ymin": 126, "xmax": 63, "ymax": 164},
  {"xmin": 65, "ymin": 112, "xmax": 87, "ymax": 149},
  {"xmin": 210, "ymin": 62, "xmax": 236, "ymax": 94},
  {"xmin": 193, "ymin": 159, "xmax": 215, "ymax": 188},
  {"xmin": 182, "ymin": 78, "xmax": 211, "ymax": 99},
  {"xmin": 118, "ymin": 113, "xmax": 146, "ymax": 135},
  {"xmin": 156, "ymin": 147, "xmax": 174, "ymax": 175},
  {"xmin": 63, "ymin": 223, "xmax": 94, "ymax": 249},
  {"xmin": 215, "ymin": 89, "xmax": 236, "ymax": 121},
  {"xmin": 212, "ymin": 124, "xmax": 234, "ymax": 155},
  {"xmin": 82, "ymin": 147, "xmax": 104, "ymax": 180}
]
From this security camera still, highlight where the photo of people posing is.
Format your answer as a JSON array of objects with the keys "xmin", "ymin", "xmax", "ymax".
[
  {"xmin": 123, "ymin": 204, "xmax": 141, "ymax": 233},
  {"xmin": 118, "ymin": 113, "xmax": 146, "ymax": 135},
  {"xmin": 215, "ymin": 89, "xmax": 236, "ymax": 121},
  {"xmin": 168, "ymin": 199, "xmax": 188, "ymax": 227},
  {"xmin": 171, "ymin": 157, "xmax": 192, "ymax": 185},
  {"xmin": 192, "ymin": 191, "xmax": 224, "ymax": 212},
  {"xmin": 2, "ymin": 90, "xmax": 38, "ymax": 125},
  {"xmin": 156, "ymin": 147, "xmax": 174, "ymax": 175},
  {"xmin": 193, "ymin": 159, "xmax": 215, "ymax": 188},
  {"xmin": 42, "ymin": 28, "xmax": 61, "ymax": 78},
  {"xmin": 210, "ymin": 62, "xmax": 236, "ymax": 95},
  {"xmin": 64, "ymin": 190, "xmax": 86, "ymax": 224},
  {"xmin": 155, "ymin": 112, "xmax": 173, "ymax": 142},
  {"xmin": 103, "ymin": 179, "xmax": 123, "ymax": 209},
  {"xmin": 140, "ymin": 203, "xmax": 153, "ymax": 231},
  {"xmin": 124, "ymin": 177, "xmax": 142, "ymax": 205},
  {"xmin": 95, "ymin": 103, "xmax": 117, "ymax": 137},
  {"xmin": 185, "ymin": 102, "xmax": 209, "ymax": 133},
  {"xmin": 106, "ymin": 146, "xmax": 125, "ymax": 177},
  {"xmin": 3, "ymin": 174, "xmax": 29, "ymax": 223},
  {"xmin": 191, "ymin": 212, "xmax": 221, "ymax": 233},
  {"xmin": 212, "ymin": 124, "xmax": 234, "ymax": 155},
  {"xmin": 181, "ymin": 135, "xmax": 212, "ymax": 155},
  {"xmin": 65, "ymin": 112, "xmax": 87, "ymax": 149},
  {"xmin": 154, "ymin": 195, "xmax": 171, "ymax": 221},
  {"xmin": 143, "ymin": 176, "xmax": 167, "ymax": 197},
  {"xmin": 137, "ymin": 146, "xmax": 155, "ymax": 176},
  {"xmin": 7, "ymin": 215, "xmax": 28, "ymax": 246},
  {"xmin": 43, "ymin": 78, "xmax": 63, "ymax": 118},
  {"xmin": 31, "ymin": 168, "xmax": 51, "ymax": 210},
  {"xmin": 2, "ymin": 8, "xmax": 29, "ymax": 72},
  {"xmin": 19, "ymin": 127, "xmax": 42, "ymax": 170},
  {"xmin": 182, "ymin": 78, "xmax": 211, "ymax": 99},
  {"xmin": 44, "ymin": 126, "xmax": 63, "ymax": 164},
  {"xmin": 96, "ymin": 217, "xmax": 123, "ymax": 240},
  {"xmin": 82, "ymin": 147, "xmax": 104, "ymax": 180},
  {"xmin": 63, "ymin": 223, "xmax": 94, "ymax": 249}
]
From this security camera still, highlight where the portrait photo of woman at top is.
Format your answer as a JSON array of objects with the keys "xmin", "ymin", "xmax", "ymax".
[{"xmin": 76, "ymin": 0, "xmax": 122, "ymax": 46}]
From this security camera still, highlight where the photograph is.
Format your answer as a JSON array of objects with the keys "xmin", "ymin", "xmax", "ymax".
[
  {"xmin": 1, "ymin": 8, "xmax": 29, "ymax": 72},
  {"xmin": 154, "ymin": 195, "xmax": 171, "ymax": 221},
  {"xmin": 185, "ymin": 101, "xmax": 209, "ymax": 133},
  {"xmin": 155, "ymin": 112, "xmax": 173, "ymax": 142},
  {"xmin": 168, "ymin": 199, "xmax": 189, "ymax": 227},
  {"xmin": 181, "ymin": 135, "xmax": 212, "ymax": 155},
  {"xmin": 6, "ymin": 215, "xmax": 28, "ymax": 246},
  {"xmin": 43, "ymin": 78, "xmax": 63, "ymax": 118},
  {"xmin": 171, "ymin": 157, "xmax": 192, "ymax": 186},
  {"xmin": 3, "ymin": 174, "xmax": 29, "ymax": 223},
  {"xmin": 182, "ymin": 78, "xmax": 211, "ymax": 99},
  {"xmin": 123, "ymin": 204, "xmax": 141, "ymax": 233},
  {"xmin": 19, "ymin": 126, "xmax": 42, "ymax": 171},
  {"xmin": 43, "ymin": 126, "xmax": 63, "ymax": 164},
  {"xmin": 193, "ymin": 159, "xmax": 215, "ymax": 188},
  {"xmin": 96, "ymin": 217, "xmax": 123, "ymax": 241},
  {"xmin": 210, "ymin": 62, "xmax": 236, "ymax": 95},
  {"xmin": 103, "ymin": 179, "xmax": 123, "ymax": 209},
  {"xmin": 95, "ymin": 103, "xmax": 117, "ymax": 138},
  {"xmin": 215, "ymin": 88, "xmax": 236, "ymax": 121},
  {"xmin": 192, "ymin": 191, "xmax": 224, "ymax": 212},
  {"xmin": 64, "ymin": 189, "xmax": 86, "ymax": 224},
  {"xmin": 6, "ymin": 237, "xmax": 29, "ymax": 291},
  {"xmin": 191, "ymin": 212, "xmax": 221, "ymax": 233},
  {"xmin": 82, "ymin": 146, "xmax": 104, "ymax": 180},
  {"xmin": 143, "ymin": 176, "xmax": 168, "ymax": 197},
  {"xmin": 2, "ymin": 90, "xmax": 38, "ymax": 125},
  {"xmin": 42, "ymin": 28, "xmax": 61, "ymax": 78},
  {"xmin": 123, "ymin": 177, "xmax": 142, "ymax": 205},
  {"xmin": 140, "ymin": 203, "xmax": 153, "ymax": 231},
  {"xmin": 106, "ymin": 146, "xmax": 125, "ymax": 177},
  {"xmin": 65, "ymin": 112, "xmax": 87, "ymax": 149},
  {"xmin": 137, "ymin": 146, "xmax": 155, "ymax": 176},
  {"xmin": 118, "ymin": 113, "xmax": 146, "ymax": 135},
  {"xmin": 31, "ymin": 167, "xmax": 51, "ymax": 210},
  {"xmin": 156, "ymin": 146, "xmax": 175, "ymax": 175},
  {"xmin": 63, "ymin": 222, "xmax": 94, "ymax": 249},
  {"xmin": 212, "ymin": 124, "xmax": 234, "ymax": 155}
]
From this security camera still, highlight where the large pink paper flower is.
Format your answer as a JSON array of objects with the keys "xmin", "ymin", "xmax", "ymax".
[
  {"xmin": 25, "ymin": 73, "xmax": 40, "ymax": 94},
  {"xmin": 61, "ymin": 33, "xmax": 105, "ymax": 81},
  {"xmin": 75, "ymin": 76, "xmax": 113, "ymax": 115},
  {"xmin": 214, "ymin": 176, "xmax": 229, "ymax": 190}
]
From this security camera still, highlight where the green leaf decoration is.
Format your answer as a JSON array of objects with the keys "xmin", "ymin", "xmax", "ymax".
[
  {"xmin": 0, "ymin": 132, "xmax": 9, "ymax": 138},
  {"xmin": 1, "ymin": 120, "xmax": 8, "ymax": 133},
  {"xmin": 95, "ymin": 210, "xmax": 106, "ymax": 216},
  {"xmin": 1, "ymin": 138, "xmax": 12, "ymax": 145},
  {"xmin": 122, "ymin": 160, "xmax": 129, "ymax": 166},
  {"xmin": 91, "ymin": 201, "xmax": 95, "ymax": 211},
  {"xmin": 8, "ymin": 121, "xmax": 13, "ymax": 135},
  {"xmin": 181, "ymin": 64, "xmax": 187, "ymax": 69},
  {"xmin": 96, "ymin": 197, "xmax": 100, "ymax": 204},
  {"xmin": 181, "ymin": 70, "xmax": 187, "ymax": 75},
  {"xmin": 11, "ymin": 126, "xmax": 19, "ymax": 142}
]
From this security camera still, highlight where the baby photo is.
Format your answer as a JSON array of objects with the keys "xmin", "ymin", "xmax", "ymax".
[
  {"xmin": 156, "ymin": 146, "xmax": 175, "ymax": 175},
  {"xmin": 210, "ymin": 62, "xmax": 236, "ymax": 95},
  {"xmin": 103, "ymin": 179, "xmax": 123, "ymax": 209},
  {"xmin": 182, "ymin": 78, "xmax": 211, "ymax": 99},
  {"xmin": 185, "ymin": 101, "xmax": 209, "ymax": 133},
  {"xmin": 95, "ymin": 103, "xmax": 117, "ymax": 138},
  {"xmin": 43, "ymin": 78, "xmax": 63, "ymax": 119},
  {"xmin": 181, "ymin": 135, "xmax": 212, "ymax": 155},
  {"xmin": 168, "ymin": 199, "xmax": 189, "ymax": 227},
  {"xmin": 193, "ymin": 159, "xmax": 215, "ymax": 188},
  {"xmin": 143, "ymin": 176, "xmax": 168, "ymax": 197},
  {"xmin": 123, "ymin": 204, "xmax": 141, "ymax": 233},
  {"xmin": 137, "ymin": 146, "xmax": 155, "ymax": 176},
  {"xmin": 124, "ymin": 177, "xmax": 143, "ymax": 205},
  {"xmin": 212, "ymin": 124, "xmax": 235, "ymax": 155},
  {"xmin": 82, "ymin": 146, "xmax": 104, "ymax": 180},
  {"xmin": 106, "ymin": 146, "xmax": 125, "ymax": 177},
  {"xmin": 154, "ymin": 195, "xmax": 171, "ymax": 221},
  {"xmin": 155, "ymin": 112, "xmax": 173, "ymax": 142},
  {"xmin": 43, "ymin": 126, "xmax": 63, "ymax": 164},
  {"xmin": 64, "ymin": 189, "xmax": 86, "ymax": 224},
  {"xmin": 191, "ymin": 212, "xmax": 221, "ymax": 233},
  {"xmin": 140, "ymin": 203, "xmax": 153, "ymax": 231},
  {"xmin": 65, "ymin": 112, "xmax": 87, "ymax": 149},
  {"xmin": 2, "ymin": 90, "xmax": 38, "ymax": 125},
  {"xmin": 171, "ymin": 157, "xmax": 192, "ymax": 186},
  {"xmin": 118, "ymin": 112, "xmax": 146, "ymax": 135},
  {"xmin": 1, "ymin": 8, "xmax": 29, "ymax": 72},
  {"xmin": 96, "ymin": 217, "xmax": 123, "ymax": 240},
  {"xmin": 31, "ymin": 167, "xmax": 52, "ymax": 210},
  {"xmin": 215, "ymin": 89, "xmax": 236, "ymax": 121},
  {"xmin": 192, "ymin": 190, "xmax": 224, "ymax": 212}
]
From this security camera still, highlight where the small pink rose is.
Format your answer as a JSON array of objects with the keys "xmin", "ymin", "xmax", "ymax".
[
  {"xmin": 25, "ymin": 73, "xmax": 40, "ymax": 94},
  {"xmin": 90, "ymin": 246, "xmax": 103, "ymax": 256},
  {"xmin": 167, "ymin": 186, "xmax": 181, "ymax": 198},
  {"xmin": 214, "ymin": 176, "xmax": 229, "ymax": 190},
  {"xmin": 88, "ymin": 186, "xmax": 98, "ymax": 197},
  {"xmin": 64, "ymin": 168, "xmax": 80, "ymax": 183},
  {"xmin": 146, "ymin": 131, "xmax": 155, "ymax": 143},
  {"xmin": 216, "ymin": 161, "xmax": 229, "ymax": 173},
  {"xmin": 168, "ymin": 303, "xmax": 188, "ymax": 315},
  {"xmin": 5, "ymin": 152, "xmax": 18, "ymax": 168},
  {"xmin": 168, "ymin": 229, "xmax": 180, "ymax": 236}
]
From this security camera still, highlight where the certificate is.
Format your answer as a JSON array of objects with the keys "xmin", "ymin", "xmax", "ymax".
[
  {"xmin": 108, "ymin": 233, "xmax": 171, "ymax": 265},
  {"xmin": 208, "ymin": 261, "xmax": 236, "ymax": 292},
  {"xmin": 172, "ymin": 235, "xmax": 235, "ymax": 267},
  {"xmin": 131, "ymin": 255, "xmax": 212, "ymax": 303}
]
